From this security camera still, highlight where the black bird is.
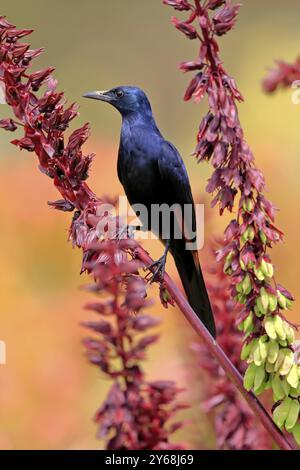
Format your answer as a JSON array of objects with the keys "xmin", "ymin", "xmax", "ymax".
[{"xmin": 83, "ymin": 86, "xmax": 216, "ymax": 338}]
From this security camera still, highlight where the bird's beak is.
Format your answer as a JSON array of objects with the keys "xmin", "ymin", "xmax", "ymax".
[{"xmin": 83, "ymin": 90, "xmax": 112, "ymax": 102}]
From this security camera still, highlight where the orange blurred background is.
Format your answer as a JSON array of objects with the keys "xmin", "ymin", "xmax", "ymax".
[{"xmin": 0, "ymin": 0, "xmax": 299, "ymax": 449}]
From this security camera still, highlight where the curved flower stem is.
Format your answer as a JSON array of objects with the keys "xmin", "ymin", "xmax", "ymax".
[{"xmin": 135, "ymin": 245, "xmax": 296, "ymax": 451}]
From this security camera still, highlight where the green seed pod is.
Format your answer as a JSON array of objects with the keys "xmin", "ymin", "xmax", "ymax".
[
  {"xmin": 254, "ymin": 380, "xmax": 267, "ymax": 396},
  {"xmin": 274, "ymin": 315, "xmax": 286, "ymax": 341},
  {"xmin": 267, "ymin": 340, "xmax": 279, "ymax": 364},
  {"xmin": 273, "ymin": 397, "xmax": 292, "ymax": 429},
  {"xmin": 268, "ymin": 294, "xmax": 278, "ymax": 312},
  {"xmin": 260, "ymin": 287, "xmax": 269, "ymax": 312},
  {"xmin": 241, "ymin": 341, "xmax": 253, "ymax": 361},
  {"xmin": 264, "ymin": 316, "xmax": 277, "ymax": 340},
  {"xmin": 247, "ymin": 338, "xmax": 258, "ymax": 363},
  {"xmin": 261, "ymin": 260, "xmax": 274, "ymax": 279},
  {"xmin": 248, "ymin": 226, "xmax": 255, "ymax": 241},
  {"xmin": 247, "ymin": 198, "xmax": 254, "ymax": 212},
  {"xmin": 254, "ymin": 365, "xmax": 266, "ymax": 392},
  {"xmin": 277, "ymin": 291, "xmax": 287, "ymax": 310},
  {"xmin": 254, "ymin": 304, "xmax": 264, "ymax": 318},
  {"xmin": 253, "ymin": 342, "xmax": 263, "ymax": 366},
  {"xmin": 281, "ymin": 379, "xmax": 291, "ymax": 397},
  {"xmin": 242, "ymin": 198, "xmax": 254, "ymax": 212},
  {"xmin": 258, "ymin": 336, "xmax": 268, "ymax": 362},
  {"xmin": 289, "ymin": 387, "xmax": 300, "ymax": 398},
  {"xmin": 284, "ymin": 324, "xmax": 295, "ymax": 345},
  {"xmin": 286, "ymin": 364, "xmax": 299, "ymax": 389},
  {"xmin": 291, "ymin": 423, "xmax": 300, "ymax": 446},
  {"xmin": 266, "ymin": 361, "xmax": 275, "ymax": 373},
  {"xmin": 279, "ymin": 349, "xmax": 294, "ymax": 376},
  {"xmin": 286, "ymin": 299, "xmax": 293, "ymax": 310},
  {"xmin": 266, "ymin": 262, "xmax": 274, "ymax": 278},
  {"xmin": 243, "ymin": 363, "xmax": 258, "ymax": 391},
  {"xmin": 241, "ymin": 228, "xmax": 249, "ymax": 243},
  {"xmin": 237, "ymin": 293, "xmax": 247, "ymax": 305},
  {"xmin": 242, "ymin": 274, "xmax": 252, "ymax": 295},
  {"xmin": 224, "ymin": 252, "xmax": 233, "ymax": 274},
  {"xmin": 254, "ymin": 266, "xmax": 265, "ymax": 281},
  {"xmin": 260, "ymin": 259, "xmax": 269, "ymax": 277},
  {"xmin": 256, "ymin": 297, "xmax": 266, "ymax": 315},
  {"xmin": 271, "ymin": 374, "xmax": 285, "ymax": 401},
  {"xmin": 274, "ymin": 349, "xmax": 285, "ymax": 372},
  {"xmin": 239, "ymin": 258, "xmax": 246, "ymax": 271},
  {"xmin": 243, "ymin": 312, "xmax": 254, "ymax": 334},
  {"xmin": 236, "ymin": 281, "xmax": 243, "ymax": 293},
  {"xmin": 285, "ymin": 400, "xmax": 300, "ymax": 431},
  {"xmin": 259, "ymin": 230, "xmax": 267, "ymax": 244}
]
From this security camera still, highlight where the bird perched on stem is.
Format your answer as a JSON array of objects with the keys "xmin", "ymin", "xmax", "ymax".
[{"xmin": 83, "ymin": 86, "xmax": 216, "ymax": 338}]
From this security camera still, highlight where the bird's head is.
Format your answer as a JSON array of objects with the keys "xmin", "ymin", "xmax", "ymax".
[{"xmin": 83, "ymin": 86, "xmax": 152, "ymax": 117}]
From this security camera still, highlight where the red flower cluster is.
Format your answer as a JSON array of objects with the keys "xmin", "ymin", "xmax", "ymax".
[
  {"xmin": 196, "ymin": 242, "xmax": 272, "ymax": 450},
  {"xmin": 82, "ymin": 239, "xmax": 186, "ymax": 449},
  {"xmin": 0, "ymin": 16, "xmax": 184, "ymax": 449},
  {"xmin": 262, "ymin": 57, "xmax": 300, "ymax": 94}
]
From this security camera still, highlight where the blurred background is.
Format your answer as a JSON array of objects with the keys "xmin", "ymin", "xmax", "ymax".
[{"xmin": 0, "ymin": 0, "xmax": 299, "ymax": 449}]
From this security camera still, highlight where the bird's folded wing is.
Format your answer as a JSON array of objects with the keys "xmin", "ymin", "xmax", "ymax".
[{"xmin": 157, "ymin": 140, "xmax": 197, "ymax": 245}]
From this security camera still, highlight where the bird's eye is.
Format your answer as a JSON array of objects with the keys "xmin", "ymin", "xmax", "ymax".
[{"xmin": 115, "ymin": 90, "xmax": 124, "ymax": 98}]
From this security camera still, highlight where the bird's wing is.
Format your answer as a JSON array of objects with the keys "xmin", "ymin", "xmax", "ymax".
[
  {"xmin": 158, "ymin": 141, "xmax": 194, "ymax": 204},
  {"xmin": 117, "ymin": 147, "xmax": 124, "ymax": 185},
  {"xmin": 157, "ymin": 140, "xmax": 197, "ymax": 243},
  {"xmin": 158, "ymin": 141, "xmax": 216, "ymax": 336}
]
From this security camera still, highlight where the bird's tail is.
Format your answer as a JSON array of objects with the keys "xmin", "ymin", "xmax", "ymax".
[{"xmin": 172, "ymin": 246, "xmax": 216, "ymax": 338}]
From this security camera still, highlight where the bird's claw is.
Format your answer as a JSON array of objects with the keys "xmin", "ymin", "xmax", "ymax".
[
  {"xmin": 148, "ymin": 255, "xmax": 167, "ymax": 283},
  {"xmin": 116, "ymin": 224, "xmax": 136, "ymax": 240}
]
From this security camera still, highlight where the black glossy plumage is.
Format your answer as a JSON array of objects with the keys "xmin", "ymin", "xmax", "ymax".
[{"xmin": 84, "ymin": 86, "xmax": 216, "ymax": 338}]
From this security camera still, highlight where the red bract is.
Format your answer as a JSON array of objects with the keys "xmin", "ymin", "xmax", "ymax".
[
  {"xmin": 262, "ymin": 57, "xmax": 300, "ymax": 93},
  {"xmin": 171, "ymin": 16, "xmax": 197, "ymax": 39},
  {"xmin": 163, "ymin": 0, "xmax": 191, "ymax": 11},
  {"xmin": 0, "ymin": 15, "xmax": 185, "ymax": 450},
  {"xmin": 164, "ymin": 0, "xmax": 300, "ymax": 447},
  {"xmin": 0, "ymin": 118, "xmax": 17, "ymax": 131},
  {"xmin": 212, "ymin": 2, "xmax": 240, "ymax": 36},
  {"xmin": 208, "ymin": 0, "xmax": 225, "ymax": 10}
]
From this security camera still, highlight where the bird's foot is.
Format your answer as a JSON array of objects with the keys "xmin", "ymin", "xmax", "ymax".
[
  {"xmin": 116, "ymin": 224, "xmax": 136, "ymax": 240},
  {"xmin": 147, "ymin": 240, "xmax": 170, "ymax": 283},
  {"xmin": 148, "ymin": 254, "xmax": 167, "ymax": 283}
]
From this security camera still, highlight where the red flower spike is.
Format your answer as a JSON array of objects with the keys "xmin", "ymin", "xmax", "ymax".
[
  {"xmin": 165, "ymin": 0, "xmax": 299, "ymax": 448},
  {"xmin": 0, "ymin": 16, "xmax": 186, "ymax": 450}
]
